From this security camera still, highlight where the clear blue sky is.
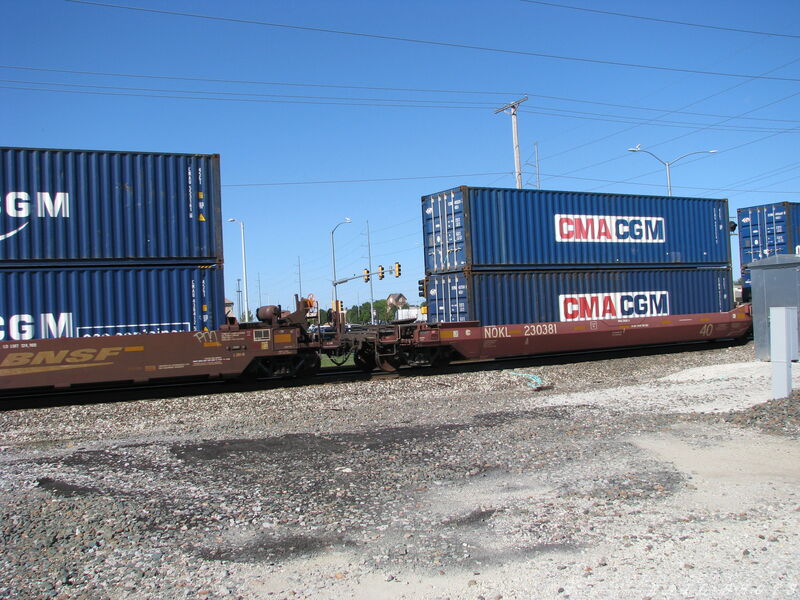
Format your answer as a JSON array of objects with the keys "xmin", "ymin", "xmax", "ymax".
[{"xmin": 3, "ymin": 0, "xmax": 799, "ymax": 314}]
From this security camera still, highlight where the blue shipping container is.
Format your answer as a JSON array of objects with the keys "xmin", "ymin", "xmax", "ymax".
[
  {"xmin": 0, "ymin": 265, "xmax": 224, "ymax": 340},
  {"xmin": 737, "ymin": 202, "xmax": 800, "ymax": 290},
  {"xmin": 0, "ymin": 147, "xmax": 222, "ymax": 264},
  {"xmin": 425, "ymin": 268, "xmax": 732, "ymax": 325},
  {"xmin": 422, "ymin": 187, "xmax": 731, "ymax": 273}
]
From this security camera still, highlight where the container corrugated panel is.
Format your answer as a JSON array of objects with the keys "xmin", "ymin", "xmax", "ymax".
[
  {"xmin": 422, "ymin": 186, "xmax": 730, "ymax": 273},
  {"xmin": 0, "ymin": 147, "xmax": 222, "ymax": 264},
  {"xmin": 0, "ymin": 265, "xmax": 224, "ymax": 340},
  {"xmin": 426, "ymin": 268, "xmax": 732, "ymax": 325},
  {"xmin": 737, "ymin": 202, "xmax": 800, "ymax": 289}
]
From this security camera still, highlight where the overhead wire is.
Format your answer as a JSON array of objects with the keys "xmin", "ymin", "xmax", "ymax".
[
  {"xmin": 517, "ymin": 170, "xmax": 799, "ymax": 194},
  {"xmin": 519, "ymin": 0, "xmax": 800, "ymax": 39},
  {"xmin": 369, "ymin": 217, "xmax": 419, "ymax": 234},
  {"xmin": 531, "ymin": 36, "xmax": 775, "ymax": 166},
  {"xmin": 65, "ymin": 0, "xmax": 800, "ymax": 83},
  {"xmin": 1, "ymin": 64, "xmax": 797, "ymax": 125},
  {"xmin": 3, "ymin": 81, "xmax": 797, "ymax": 136},
  {"xmin": 222, "ymin": 166, "xmax": 800, "ymax": 194},
  {"xmin": 540, "ymin": 56, "xmax": 800, "ymax": 189},
  {"xmin": 223, "ymin": 172, "xmax": 511, "ymax": 187},
  {"xmin": 4, "ymin": 0, "xmax": 797, "ymax": 202}
]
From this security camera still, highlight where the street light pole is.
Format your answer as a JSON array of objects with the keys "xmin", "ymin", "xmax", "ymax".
[
  {"xmin": 330, "ymin": 217, "xmax": 352, "ymax": 309},
  {"xmin": 228, "ymin": 218, "xmax": 250, "ymax": 321},
  {"xmin": 366, "ymin": 220, "xmax": 375, "ymax": 325},
  {"xmin": 628, "ymin": 145, "xmax": 718, "ymax": 196}
]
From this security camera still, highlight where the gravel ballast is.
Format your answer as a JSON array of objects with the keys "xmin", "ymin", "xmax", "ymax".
[{"xmin": 1, "ymin": 340, "xmax": 799, "ymax": 599}]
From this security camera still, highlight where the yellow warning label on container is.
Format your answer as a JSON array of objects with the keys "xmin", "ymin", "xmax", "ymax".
[
  {"xmin": 198, "ymin": 192, "xmax": 204, "ymax": 199},
  {"xmin": 198, "ymin": 214, "xmax": 206, "ymax": 222},
  {"xmin": 202, "ymin": 305, "xmax": 208, "ymax": 311}
]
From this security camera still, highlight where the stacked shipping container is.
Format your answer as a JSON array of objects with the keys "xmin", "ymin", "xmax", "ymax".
[
  {"xmin": 422, "ymin": 186, "xmax": 733, "ymax": 325},
  {"xmin": 737, "ymin": 202, "xmax": 800, "ymax": 299},
  {"xmin": 0, "ymin": 147, "xmax": 225, "ymax": 341}
]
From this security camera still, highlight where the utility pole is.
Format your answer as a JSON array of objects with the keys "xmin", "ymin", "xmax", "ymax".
[
  {"xmin": 228, "ymin": 219, "xmax": 250, "ymax": 321},
  {"xmin": 534, "ymin": 142, "xmax": 541, "ymax": 189},
  {"xmin": 257, "ymin": 273, "xmax": 263, "ymax": 308},
  {"xmin": 235, "ymin": 278, "xmax": 243, "ymax": 321},
  {"xmin": 297, "ymin": 256, "xmax": 303, "ymax": 298},
  {"xmin": 366, "ymin": 221, "xmax": 376, "ymax": 325},
  {"xmin": 495, "ymin": 96, "xmax": 527, "ymax": 189}
]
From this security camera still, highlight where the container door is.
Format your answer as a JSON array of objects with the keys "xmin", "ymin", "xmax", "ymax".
[
  {"xmin": 741, "ymin": 204, "xmax": 788, "ymax": 262},
  {"xmin": 422, "ymin": 188, "xmax": 467, "ymax": 272},
  {"xmin": 427, "ymin": 273, "xmax": 469, "ymax": 323}
]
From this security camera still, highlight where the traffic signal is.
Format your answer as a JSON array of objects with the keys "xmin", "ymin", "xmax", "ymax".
[
  {"xmin": 418, "ymin": 279, "xmax": 425, "ymax": 297},
  {"xmin": 393, "ymin": 262, "xmax": 401, "ymax": 277},
  {"xmin": 363, "ymin": 268, "xmax": 370, "ymax": 282},
  {"xmin": 377, "ymin": 265, "xmax": 385, "ymax": 280},
  {"xmin": 335, "ymin": 300, "xmax": 344, "ymax": 312}
]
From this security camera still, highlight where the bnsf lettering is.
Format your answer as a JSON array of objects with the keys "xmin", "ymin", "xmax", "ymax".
[
  {"xmin": 2, "ymin": 192, "xmax": 70, "ymax": 218},
  {"xmin": 0, "ymin": 313, "xmax": 74, "ymax": 340},
  {"xmin": 555, "ymin": 214, "xmax": 664, "ymax": 243},
  {"xmin": 0, "ymin": 347, "xmax": 122, "ymax": 368},
  {"xmin": 558, "ymin": 291, "xmax": 670, "ymax": 321}
]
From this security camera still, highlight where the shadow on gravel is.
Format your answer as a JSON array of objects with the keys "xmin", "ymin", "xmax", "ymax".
[
  {"xmin": 59, "ymin": 449, "xmax": 161, "ymax": 471},
  {"xmin": 171, "ymin": 407, "xmax": 578, "ymax": 462},
  {"xmin": 559, "ymin": 468, "xmax": 684, "ymax": 501},
  {"xmin": 198, "ymin": 534, "xmax": 355, "ymax": 563},
  {"xmin": 442, "ymin": 507, "xmax": 501, "ymax": 527},
  {"xmin": 35, "ymin": 477, "xmax": 99, "ymax": 497}
]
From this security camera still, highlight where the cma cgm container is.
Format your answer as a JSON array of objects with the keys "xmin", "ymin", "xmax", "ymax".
[
  {"xmin": 425, "ymin": 267, "xmax": 732, "ymax": 325},
  {"xmin": 737, "ymin": 202, "xmax": 800, "ymax": 293},
  {"xmin": 0, "ymin": 264, "xmax": 224, "ymax": 340},
  {"xmin": 0, "ymin": 147, "xmax": 222, "ymax": 264},
  {"xmin": 422, "ymin": 187, "xmax": 730, "ymax": 273}
]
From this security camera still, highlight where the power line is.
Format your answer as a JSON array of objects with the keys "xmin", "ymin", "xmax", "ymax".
[
  {"xmin": 66, "ymin": 0, "xmax": 800, "ymax": 83},
  {"xmin": 221, "ymin": 167, "xmax": 800, "ymax": 195},
  {"xmin": 223, "ymin": 172, "xmax": 511, "ymax": 187},
  {"xmin": 0, "ymin": 84, "xmax": 497, "ymax": 109},
  {"xmin": 370, "ymin": 217, "xmax": 420, "ymax": 234},
  {"xmin": 3, "ymin": 64, "xmax": 798, "ymax": 125},
  {"xmin": 0, "ymin": 63, "xmax": 518, "ymax": 95},
  {"xmin": 517, "ymin": 170, "xmax": 800, "ymax": 194},
  {"xmin": 583, "ymin": 120, "xmax": 800, "ymax": 194},
  {"xmin": 630, "ymin": 86, "xmax": 800, "ymax": 151},
  {"xmin": 0, "ymin": 78, "xmax": 497, "ymax": 107},
  {"xmin": 538, "ymin": 55, "xmax": 800, "ymax": 167},
  {"xmin": 538, "ymin": 57, "xmax": 800, "ymax": 187},
  {"xmin": 720, "ymin": 161, "xmax": 800, "ymax": 189},
  {"xmin": 2, "ymin": 81, "xmax": 795, "ymax": 134},
  {"xmin": 519, "ymin": 1, "xmax": 800, "ymax": 40}
]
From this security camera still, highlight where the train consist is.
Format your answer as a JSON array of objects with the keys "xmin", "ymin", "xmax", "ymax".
[{"xmin": 0, "ymin": 147, "xmax": 752, "ymax": 395}]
